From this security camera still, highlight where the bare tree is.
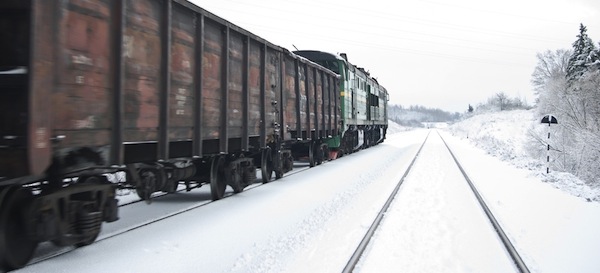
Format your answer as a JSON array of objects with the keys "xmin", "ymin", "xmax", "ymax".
[
  {"xmin": 531, "ymin": 49, "xmax": 570, "ymax": 99},
  {"xmin": 496, "ymin": 92, "xmax": 509, "ymax": 111}
]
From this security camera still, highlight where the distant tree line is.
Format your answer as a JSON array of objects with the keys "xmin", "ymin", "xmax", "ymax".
[
  {"xmin": 472, "ymin": 92, "xmax": 532, "ymax": 112},
  {"xmin": 531, "ymin": 23, "xmax": 600, "ymax": 185},
  {"xmin": 388, "ymin": 104, "xmax": 460, "ymax": 127}
]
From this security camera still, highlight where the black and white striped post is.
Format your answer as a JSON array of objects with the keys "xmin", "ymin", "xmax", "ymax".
[{"xmin": 541, "ymin": 115, "xmax": 558, "ymax": 174}]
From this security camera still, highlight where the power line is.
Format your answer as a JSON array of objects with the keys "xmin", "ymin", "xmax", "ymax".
[
  {"xmin": 419, "ymin": 0, "xmax": 577, "ymax": 25},
  {"xmin": 192, "ymin": 0, "xmax": 563, "ymax": 66},
  {"xmin": 241, "ymin": 24, "xmax": 534, "ymax": 67},
  {"xmin": 195, "ymin": 0, "xmax": 570, "ymax": 46},
  {"xmin": 219, "ymin": 0, "xmax": 570, "ymax": 43}
]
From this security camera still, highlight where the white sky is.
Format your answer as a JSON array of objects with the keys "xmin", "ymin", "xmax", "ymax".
[{"xmin": 189, "ymin": 0, "xmax": 600, "ymax": 112}]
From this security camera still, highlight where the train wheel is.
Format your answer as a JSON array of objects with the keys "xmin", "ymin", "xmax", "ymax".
[
  {"xmin": 261, "ymin": 148, "xmax": 273, "ymax": 183},
  {"xmin": 275, "ymin": 151, "xmax": 284, "ymax": 179},
  {"xmin": 165, "ymin": 181, "xmax": 178, "ymax": 194},
  {"xmin": 231, "ymin": 180, "xmax": 243, "ymax": 194},
  {"xmin": 283, "ymin": 152, "xmax": 294, "ymax": 173},
  {"xmin": 75, "ymin": 231, "xmax": 100, "ymax": 248},
  {"xmin": 316, "ymin": 144, "xmax": 327, "ymax": 165},
  {"xmin": 74, "ymin": 210, "xmax": 102, "ymax": 248},
  {"xmin": 0, "ymin": 187, "xmax": 38, "ymax": 270},
  {"xmin": 136, "ymin": 170, "xmax": 156, "ymax": 201},
  {"xmin": 230, "ymin": 165, "xmax": 244, "ymax": 194},
  {"xmin": 322, "ymin": 144, "xmax": 330, "ymax": 162},
  {"xmin": 210, "ymin": 156, "xmax": 227, "ymax": 200},
  {"xmin": 308, "ymin": 142, "xmax": 316, "ymax": 167}
]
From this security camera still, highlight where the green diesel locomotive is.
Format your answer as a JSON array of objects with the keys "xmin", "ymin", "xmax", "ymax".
[{"xmin": 294, "ymin": 51, "xmax": 389, "ymax": 157}]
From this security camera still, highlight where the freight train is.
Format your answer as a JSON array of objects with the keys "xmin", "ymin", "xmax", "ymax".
[{"xmin": 0, "ymin": 0, "xmax": 388, "ymax": 269}]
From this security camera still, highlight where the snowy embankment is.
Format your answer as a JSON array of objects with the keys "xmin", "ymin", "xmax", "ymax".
[{"xmin": 446, "ymin": 109, "xmax": 600, "ymax": 202}]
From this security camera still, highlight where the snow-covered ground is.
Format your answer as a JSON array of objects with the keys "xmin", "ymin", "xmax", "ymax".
[
  {"xmin": 14, "ymin": 112, "xmax": 600, "ymax": 273},
  {"xmin": 439, "ymin": 131, "xmax": 600, "ymax": 273},
  {"xmin": 447, "ymin": 109, "xmax": 600, "ymax": 202}
]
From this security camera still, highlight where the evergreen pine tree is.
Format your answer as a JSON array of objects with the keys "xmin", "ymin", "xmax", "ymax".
[
  {"xmin": 587, "ymin": 42, "xmax": 600, "ymax": 70},
  {"xmin": 566, "ymin": 24, "xmax": 596, "ymax": 83}
]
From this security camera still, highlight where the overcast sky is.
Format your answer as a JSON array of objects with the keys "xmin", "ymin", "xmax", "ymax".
[{"xmin": 190, "ymin": 0, "xmax": 600, "ymax": 112}]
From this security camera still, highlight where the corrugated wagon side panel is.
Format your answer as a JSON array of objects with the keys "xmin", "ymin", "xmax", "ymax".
[
  {"xmin": 306, "ymin": 66, "xmax": 316, "ymax": 139},
  {"xmin": 201, "ymin": 18, "xmax": 223, "ymax": 141},
  {"xmin": 122, "ymin": 0, "xmax": 162, "ymax": 142},
  {"xmin": 334, "ymin": 78, "xmax": 341, "ymax": 134},
  {"xmin": 283, "ymin": 55, "xmax": 297, "ymax": 140},
  {"xmin": 323, "ymin": 74, "xmax": 332, "ymax": 135},
  {"xmin": 52, "ymin": 0, "xmax": 113, "ymax": 149},
  {"xmin": 228, "ymin": 30, "xmax": 244, "ymax": 138},
  {"xmin": 315, "ymin": 70, "xmax": 324, "ymax": 138},
  {"xmin": 324, "ymin": 75, "xmax": 339, "ymax": 136},
  {"xmin": 27, "ymin": 0, "xmax": 57, "ymax": 175},
  {"xmin": 168, "ymin": 4, "xmax": 195, "ymax": 141},
  {"xmin": 248, "ymin": 41, "xmax": 263, "ymax": 137},
  {"xmin": 332, "ymin": 76, "xmax": 339, "ymax": 134},
  {"xmin": 298, "ymin": 63, "xmax": 308, "ymax": 136},
  {"xmin": 265, "ymin": 48, "xmax": 281, "ymax": 141}
]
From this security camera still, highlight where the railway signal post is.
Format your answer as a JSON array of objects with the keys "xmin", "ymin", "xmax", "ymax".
[{"xmin": 541, "ymin": 115, "xmax": 558, "ymax": 174}]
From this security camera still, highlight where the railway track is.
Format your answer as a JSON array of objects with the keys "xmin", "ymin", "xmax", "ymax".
[
  {"xmin": 11, "ymin": 130, "xmax": 429, "ymax": 272},
  {"xmin": 20, "ymin": 160, "xmax": 321, "ymax": 268},
  {"xmin": 343, "ymin": 131, "xmax": 530, "ymax": 273}
]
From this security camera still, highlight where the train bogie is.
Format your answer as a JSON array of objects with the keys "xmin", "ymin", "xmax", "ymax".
[{"xmin": 0, "ymin": 177, "xmax": 118, "ymax": 270}]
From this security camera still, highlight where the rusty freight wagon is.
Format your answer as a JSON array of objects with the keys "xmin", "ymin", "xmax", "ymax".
[{"xmin": 0, "ymin": 0, "xmax": 340, "ymax": 269}]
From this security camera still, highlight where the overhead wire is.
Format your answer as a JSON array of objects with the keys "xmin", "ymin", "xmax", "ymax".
[
  {"xmin": 196, "ymin": 0, "xmax": 571, "ymax": 48},
  {"xmin": 236, "ymin": 23, "xmax": 535, "ymax": 68},
  {"xmin": 226, "ymin": 0, "xmax": 571, "ymax": 44},
  {"xmin": 191, "ymin": 0, "xmax": 573, "ymax": 66},
  {"xmin": 419, "ymin": 0, "xmax": 578, "ymax": 25}
]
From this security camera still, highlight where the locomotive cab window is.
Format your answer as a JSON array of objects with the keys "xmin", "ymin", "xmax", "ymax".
[
  {"xmin": 369, "ymin": 93, "xmax": 379, "ymax": 107},
  {"xmin": 314, "ymin": 60, "xmax": 340, "ymax": 74}
]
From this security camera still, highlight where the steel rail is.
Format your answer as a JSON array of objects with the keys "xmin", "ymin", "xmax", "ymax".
[
  {"xmin": 438, "ymin": 131, "xmax": 530, "ymax": 273},
  {"xmin": 342, "ymin": 132, "xmax": 430, "ymax": 273}
]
